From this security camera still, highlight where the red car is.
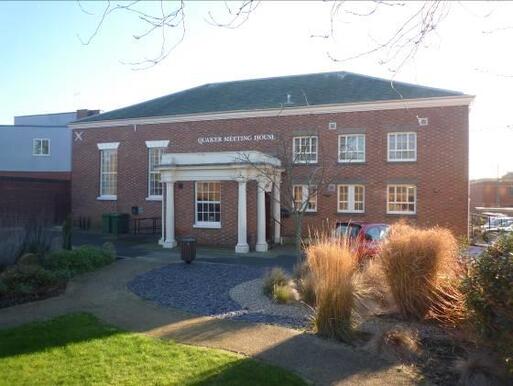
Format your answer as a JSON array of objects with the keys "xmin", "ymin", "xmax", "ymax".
[{"xmin": 334, "ymin": 222, "xmax": 390, "ymax": 259}]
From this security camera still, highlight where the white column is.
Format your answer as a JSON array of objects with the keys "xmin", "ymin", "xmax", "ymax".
[
  {"xmin": 256, "ymin": 178, "xmax": 268, "ymax": 252},
  {"xmin": 273, "ymin": 176, "xmax": 281, "ymax": 244},
  {"xmin": 159, "ymin": 183, "xmax": 165, "ymax": 245},
  {"xmin": 235, "ymin": 179, "xmax": 249, "ymax": 253},
  {"xmin": 163, "ymin": 181, "xmax": 177, "ymax": 248}
]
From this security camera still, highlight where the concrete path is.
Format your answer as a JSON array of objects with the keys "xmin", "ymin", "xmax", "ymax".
[{"xmin": 0, "ymin": 257, "xmax": 419, "ymax": 386}]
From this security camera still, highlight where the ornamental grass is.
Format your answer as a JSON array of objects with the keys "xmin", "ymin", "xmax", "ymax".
[
  {"xmin": 305, "ymin": 234, "xmax": 358, "ymax": 342},
  {"xmin": 379, "ymin": 223, "xmax": 465, "ymax": 326}
]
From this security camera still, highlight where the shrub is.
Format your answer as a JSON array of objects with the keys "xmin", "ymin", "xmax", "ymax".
[
  {"xmin": 0, "ymin": 266, "xmax": 61, "ymax": 296},
  {"xmin": 263, "ymin": 267, "xmax": 289, "ymax": 297},
  {"xmin": 305, "ymin": 237, "xmax": 358, "ymax": 342},
  {"xmin": 273, "ymin": 284, "xmax": 296, "ymax": 304},
  {"xmin": 293, "ymin": 262, "xmax": 316, "ymax": 306},
  {"xmin": 365, "ymin": 326, "xmax": 422, "ymax": 363},
  {"xmin": 44, "ymin": 245, "xmax": 115, "ymax": 276},
  {"xmin": 462, "ymin": 233, "xmax": 513, "ymax": 375},
  {"xmin": 380, "ymin": 223, "xmax": 465, "ymax": 325},
  {"xmin": 352, "ymin": 259, "xmax": 394, "ymax": 317}
]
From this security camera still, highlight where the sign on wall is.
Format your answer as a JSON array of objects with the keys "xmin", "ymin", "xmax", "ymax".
[{"xmin": 197, "ymin": 133, "xmax": 276, "ymax": 145}]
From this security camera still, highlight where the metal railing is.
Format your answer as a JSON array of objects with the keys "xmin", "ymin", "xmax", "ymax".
[{"xmin": 132, "ymin": 217, "xmax": 161, "ymax": 235}]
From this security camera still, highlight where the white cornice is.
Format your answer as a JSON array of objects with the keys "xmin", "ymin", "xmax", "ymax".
[{"xmin": 70, "ymin": 95, "xmax": 474, "ymax": 129}]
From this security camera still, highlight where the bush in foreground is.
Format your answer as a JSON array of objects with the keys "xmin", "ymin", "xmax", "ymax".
[
  {"xmin": 462, "ymin": 233, "xmax": 513, "ymax": 375},
  {"xmin": 44, "ymin": 243, "xmax": 116, "ymax": 277},
  {"xmin": 294, "ymin": 261, "xmax": 316, "ymax": 307},
  {"xmin": 380, "ymin": 223, "xmax": 465, "ymax": 325},
  {"xmin": 1, "ymin": 243, "xmax": 116, "ymax": 307},
  {"xmin": 305, "ymin": 237, "xmax": 358, "ymax": 342},
  {"xmin": 263, "ymin": 267, "xmax": 289, "ymax": 297}
]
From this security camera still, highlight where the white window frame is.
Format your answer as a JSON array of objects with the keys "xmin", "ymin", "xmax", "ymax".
[
  {"xmin": 338, "ymin": 134, "xmax": 365, "ymax": 163},
  {"xmin": 387, "ymin": 184, "xmax": 416, "ymax": 215},
  {"xmin": 337, "ymin": 184, "xmax": 365, "ymax": 213},
  {"xmin": 387, "ymin": 132, "xmax": 417, "ymax": 162},
  {"xmin": 145, "ymin": 141, "xmax": 169, "ymax": 201},
  {"xmin": 293, "ymin": 185, "xmax": 318, "ymax": 212},
  {"xmin": 32, "ymin": 138, "xmax": 50, "ymax": 156},
  {"xmin": 293, "ymin": 136, "xmax": 318, "ymax": 164},
  {"xmin": 194, "ymin": 181, "xmax": 221, "ymax": 229},
  {"xmin": 97, "ymin": 142, "xmax": 119, "ymax": 200}
]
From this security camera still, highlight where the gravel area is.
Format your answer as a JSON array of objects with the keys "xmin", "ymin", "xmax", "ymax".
[
  {"xmin": 128, "ymin": 262, "xmax": 311, "ymax": 329},
  {"xmin": 229, "ymin": 278, "xmax": 312, "ymax": 328},
  {"xmin": 128, "ymin": 262, "xmax": 264, "ymax": 316}
]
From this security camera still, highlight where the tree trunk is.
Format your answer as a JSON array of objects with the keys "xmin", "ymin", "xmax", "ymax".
[{"xmin": 294, "ymin": 213, "xmax": 303, "ymax": 261}]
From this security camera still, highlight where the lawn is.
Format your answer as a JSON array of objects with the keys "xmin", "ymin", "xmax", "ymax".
[{"xmin": 0, "ymin": 313, "xmax": 306, "ymax": 386}]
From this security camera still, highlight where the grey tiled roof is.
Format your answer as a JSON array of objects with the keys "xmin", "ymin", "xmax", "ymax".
[{"xmin": 75, "ymin": 71, "xmax": 464, "ymax": 123}]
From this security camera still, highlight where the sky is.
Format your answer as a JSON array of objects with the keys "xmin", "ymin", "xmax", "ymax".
[{"xmin": 1, "ymin": 1, "xmax": 512, "ymax": 179}]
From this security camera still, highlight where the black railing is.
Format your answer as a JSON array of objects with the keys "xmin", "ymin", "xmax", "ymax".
[{"xmin": 132, "ymin": 217, "xmax": 161, "ymax": 235}]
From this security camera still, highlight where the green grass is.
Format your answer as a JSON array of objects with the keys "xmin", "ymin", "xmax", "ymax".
[{"xmin": 0, "ymin": 313, "xmax": 306, "ymax": 386}]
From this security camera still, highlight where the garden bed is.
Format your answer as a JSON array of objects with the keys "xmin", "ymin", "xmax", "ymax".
[
  {"xmin": 0, "ymin": 244, "xmax": 115, "ymax": 309},
  {"xmin": 128, "ymin": 262, "xmax": 312, "ymax": 328}
]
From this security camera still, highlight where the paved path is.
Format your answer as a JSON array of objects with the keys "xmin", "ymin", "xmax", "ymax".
[{"xmin": 0, "ymin": 257, "xmax": 419, "ymax": 386}]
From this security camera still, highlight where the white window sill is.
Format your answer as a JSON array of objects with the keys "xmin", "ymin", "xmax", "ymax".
[
  {"xmin": 338, "ymin": 159, "xmax": 365, "ymax": 164},
  {"xmin": 338, "ymin": 210, "xmax": 365, "ymax": 214},
  {"xmin": 145, "ymin": 196, "xmax": 162, "ymax": 201},
  {"xmin": 193, "ymin": 222, "xmax": 221, "ymax": 229},
  {"xmin": 387, "ymin": 211, "xmax": 416, "ymax": 215},
  {"xmin": 387, "ymin": 159, "xmax": 417, "ymax": 162},
  {"xmin": 32, "ymin": 154, "xmax": 50, "ymax": 157},
  {"xmin": 97, "ymin": 195, "xmax": 117, "ymax": 201}
]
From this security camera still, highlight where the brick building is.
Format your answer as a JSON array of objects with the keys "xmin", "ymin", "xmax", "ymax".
[
  {"xmin": 470, "ymin": 172, "xmax": 513, "ymax": 210},
  {"xmin": 0, "ymin": 110, "xmax": 98, "ymax": 224},
  {"xmin": 69, "ymin": 72, "xmax": 472, "ymax": 252}
]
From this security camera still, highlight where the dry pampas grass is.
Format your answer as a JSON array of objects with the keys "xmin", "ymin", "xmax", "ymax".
[{"xmin": 380, "ymin": 223, "xmax": 466, "ymax": 326}]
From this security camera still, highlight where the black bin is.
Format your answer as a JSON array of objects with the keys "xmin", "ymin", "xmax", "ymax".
[{"xmin": 180, "ymin": 237, "xmax": 196, "ymax": 264}]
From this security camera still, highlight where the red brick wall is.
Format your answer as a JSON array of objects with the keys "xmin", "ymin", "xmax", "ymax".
[
  {"xmin": 470, "ymin": 181, "xmax": 513, "ymax": 209},
  {"xmin": 0, "ymin": 175, "xmax": 70, "ymax": 224},
  {"xmin": 72, "ymin": 105, "xmax": 469, "ymax": 245}
]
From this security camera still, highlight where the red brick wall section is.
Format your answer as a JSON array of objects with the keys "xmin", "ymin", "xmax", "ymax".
[
  {"xmin": 72, "ymin": 105, "xmax": 469, "ymax": 246},
  {"xmin": 470, "ymin": 181, "xmax": 513, "ymax": 208},
  {"xmin": 0, "ymin": 176, "xmax": 70, "ymax": 224}
]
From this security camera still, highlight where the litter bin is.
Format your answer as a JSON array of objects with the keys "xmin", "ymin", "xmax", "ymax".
[
  {"xmin": 111, "ymin": 213, "xmax": 130, "ymax": 235},
  {"xmin": 101, "ymin": 213, "xmax": 113, "ymax": 233},
  {"xmin": 180, "ymin": 237, "xmax": 196, "ymax": 264}
]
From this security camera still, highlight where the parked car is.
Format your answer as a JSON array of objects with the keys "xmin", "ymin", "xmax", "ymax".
[
  {"xmin": 480, "ymin": 216, "xmax": 513, "ymax": 232},
  {"xmin": 334, "ymin": 222, "xmax": 390, "ymax": 259}
]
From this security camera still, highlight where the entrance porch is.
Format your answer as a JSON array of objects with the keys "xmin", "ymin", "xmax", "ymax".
[{"xmin": 157, "ymin": 151, "xmax": 283, "ymax": 253}]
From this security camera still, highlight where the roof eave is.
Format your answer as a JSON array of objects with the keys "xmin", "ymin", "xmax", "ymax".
[{"xmin": 69, "ymin": 94, "xmax": 474, "ymax": 129}]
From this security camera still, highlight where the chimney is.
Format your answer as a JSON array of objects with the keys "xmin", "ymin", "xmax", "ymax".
[{"xmin": 76, "ymin": 109, "xmax": 100, "ymax": 119}]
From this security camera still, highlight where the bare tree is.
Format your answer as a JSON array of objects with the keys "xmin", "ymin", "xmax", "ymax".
[
  {"xmin": 77, "ymin": 0, "xmax": 258, "ymax": 70},
  {"xmin": 237, "ymin": 136, "xmax": 338, "ymax": 258},
  {"xmin": 78, "ymin": 1, "xmax": 512, "ymax": 77}
]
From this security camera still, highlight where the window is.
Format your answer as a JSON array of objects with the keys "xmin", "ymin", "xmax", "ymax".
[
  {"xmin": 334, "ymin": 223, "xmax": 361, "ymax": 238},
  {"xmin": 387, "ymin": 185, "xmax": 416, "ymax": 214},
  {"xmin": 337, "ymin": 185, "xmax": 365, "ymax": 213},
  {"xmin": 148, "ymin": 148, "xmax": 164, "ymax": 198},
  {"xmin": 388, "ymin": 132, "xmax": 417, "ymax": 161},
  {"xmin": 99, "ymin": 149, "xmax": 118, "ymax": 198},
  {"xmin": 364, "ymin": 225, "xmax": 389, "ymax": 241},
  {"xmin": 338, "ymin": 134, "xmax": 365, "ymax": 163},
  {"xmin": 293, "ymin": 136, "xmax": 318, "ymax": 163},
  {"xmin": 293, "ymin": 185, "xmax": 317, "ymax": 212},
  {"xmin": 195, "ymin": 182, "xmax": 221, "ymax": 227},
  {"xmin": 33, "ymin": 138, "xmax": 50, "ymax": 156}
]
